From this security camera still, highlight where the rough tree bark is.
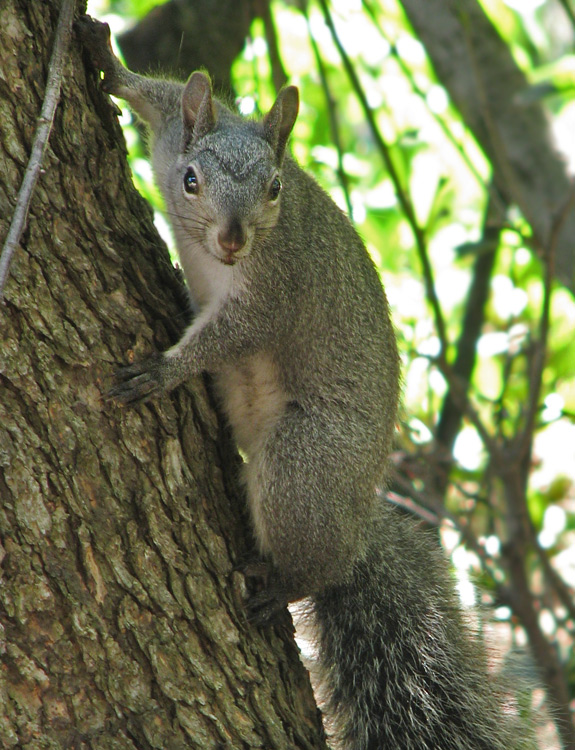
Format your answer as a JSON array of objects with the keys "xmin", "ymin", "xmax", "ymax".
[{"xmin": 0, "ymin": 1, "xmax": 326, "ymax": 747}]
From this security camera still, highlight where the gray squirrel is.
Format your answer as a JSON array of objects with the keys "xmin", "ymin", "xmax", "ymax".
[{"xmin": 79, "ymin": 17, "xmax": 534, "ymax": 750}]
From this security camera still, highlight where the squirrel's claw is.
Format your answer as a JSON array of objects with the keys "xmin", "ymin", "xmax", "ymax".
[
  {"xmin": 108, "ymin": 356, "xmax": 164, "ymax": 404},
  {"xmin": 245, "ymin": 588, "xmax": 288, "ymax": 627},
  {"xmin": 240, "ymin": 561, "xmax": 290, "ymax": 626}
]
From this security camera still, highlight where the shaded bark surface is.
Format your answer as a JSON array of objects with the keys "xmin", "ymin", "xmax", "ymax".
[
  {"xmin": 118, "ymin": 0, "xmax": 253, "ymax": 94},
  {"xmin": 0, "ymin": 1, "xmax": 326, "ymax": 747},
  {"xmin": 400, "ymin": 0, "xmax": 575, "ymax": 294}
]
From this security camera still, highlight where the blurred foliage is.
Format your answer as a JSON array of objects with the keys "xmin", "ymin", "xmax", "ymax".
[{"xmin": 87, "ymin": 0, "xmax": 575, "ymax": 741}]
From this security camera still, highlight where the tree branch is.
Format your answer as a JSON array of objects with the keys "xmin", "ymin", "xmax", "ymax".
[
  {"xmin": 434, "ymin": 191, "xmax": 503, "ymax": 482},
  {"xmin": 515, "ymin": 184, "xmax": 575, "ymax": 463},
  {"xmin": 258, "ymin": 0, "xmax": 288, "ymax": 93},
  {"xmin": 361, "ymin": 0, "xmax": 489, "ymax": 195},
  {"xmin": 302, "ymin": 2, "xmax": 354, "ymax": 219},
  {"xmin": 0, "ymin": 0, "xmax": 75, "ymax": 300}
]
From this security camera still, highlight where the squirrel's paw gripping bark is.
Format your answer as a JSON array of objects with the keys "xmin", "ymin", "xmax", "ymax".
[{"xmin": 108, "ymin": 355, "xmax": 166, "ymax": 404}]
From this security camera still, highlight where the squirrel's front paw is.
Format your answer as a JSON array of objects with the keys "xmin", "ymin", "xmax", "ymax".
[{"xmin": 108, "ymin": 354, "xmax": 166, "ymax": 404}]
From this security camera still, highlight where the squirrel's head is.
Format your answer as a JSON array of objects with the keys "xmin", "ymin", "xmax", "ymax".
[{"xmin": 168, "ymin": 72, "xmax": 299, "ymax": 267}]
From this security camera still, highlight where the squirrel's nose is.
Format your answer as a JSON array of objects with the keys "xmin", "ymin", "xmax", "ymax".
[{"xmin": 218, "ymin": 221, "xmax": 246, "ymax": 254}]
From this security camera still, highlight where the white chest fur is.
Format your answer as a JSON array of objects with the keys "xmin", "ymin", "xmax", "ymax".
[{"xmin": 213, "ymin": 352, "xmax": 289, "ymax": 459}]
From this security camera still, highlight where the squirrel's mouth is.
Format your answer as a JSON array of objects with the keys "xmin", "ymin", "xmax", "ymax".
[
  {"xmin": 214, "ymin": 248, "xmax": 249, "ymax": 266},
  {"xmin": 220, "ymin": 255, "xmax": 237, "ymax": 266},
  {"xmin": 206, "ymin": 235, "xmax": 251, "ymax": 266}
]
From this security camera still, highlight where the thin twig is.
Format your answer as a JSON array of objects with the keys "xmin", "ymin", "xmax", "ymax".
[
  {"xmin": 302, "ymin": 3, "xmax": 354, "ymax": 219},
  {"xmin": 0, "ymin": 0, "xmax": 76, "ymax": 300},
  {"xmin": 382, "ymin": 488, "xmax": 442, "ymax": 526},
  {"xmin": 316, "ymin": 0, "xmax": 449, "ymax": 354},
  {"xmin": 435, "ymin": 357, "xmax": 500, "ymax": 456},
  {"xmin": 536, "ymin": 542, "xmax": 575, "ymax": 624},
  {"xmin": 258, "ymin": 0, "xmax": 288, "ymax": 93},
  {"xmin": 515, "ymin": 183, "xmax": 575, "ymax": 462},
  {"xmin": 361, "ymin": 0, "xmax": 489, "ymax": 194},
  {"xmin": 386, "ymin": 470, "xmax": 506, "ymax": 596}
]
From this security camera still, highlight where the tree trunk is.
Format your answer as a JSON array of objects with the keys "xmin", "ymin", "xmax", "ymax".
[{"xmin": 0, "ymin": 1, "xmax": 326, "ymax": 747}]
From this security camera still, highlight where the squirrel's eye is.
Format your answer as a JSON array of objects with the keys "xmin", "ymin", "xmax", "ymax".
[
  {"xmin": 269, "ymin": 176, "xmax": 282, "ymax": 202},
  {"xmin": 183, "ymin": 167, "xmax": 199, "ymax": 195}
]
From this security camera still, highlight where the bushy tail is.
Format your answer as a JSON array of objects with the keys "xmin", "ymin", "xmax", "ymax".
[{"xmin": 312, "ymin": 506, "xmax": 534, "ymax": 750}]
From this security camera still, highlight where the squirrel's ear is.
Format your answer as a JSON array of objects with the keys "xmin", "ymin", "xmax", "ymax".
[
  {"xmin": 263, "ymin": 86, "xmax": 299, "ymax": 164},
  {"xmin": 182, "ymin": 71, "xmax": 216, "ymax": 146}
]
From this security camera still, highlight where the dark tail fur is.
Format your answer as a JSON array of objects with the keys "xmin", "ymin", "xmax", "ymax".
[{"xmin": 312, "ymin": 504, "xmax": 535, "ymax": 750}]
